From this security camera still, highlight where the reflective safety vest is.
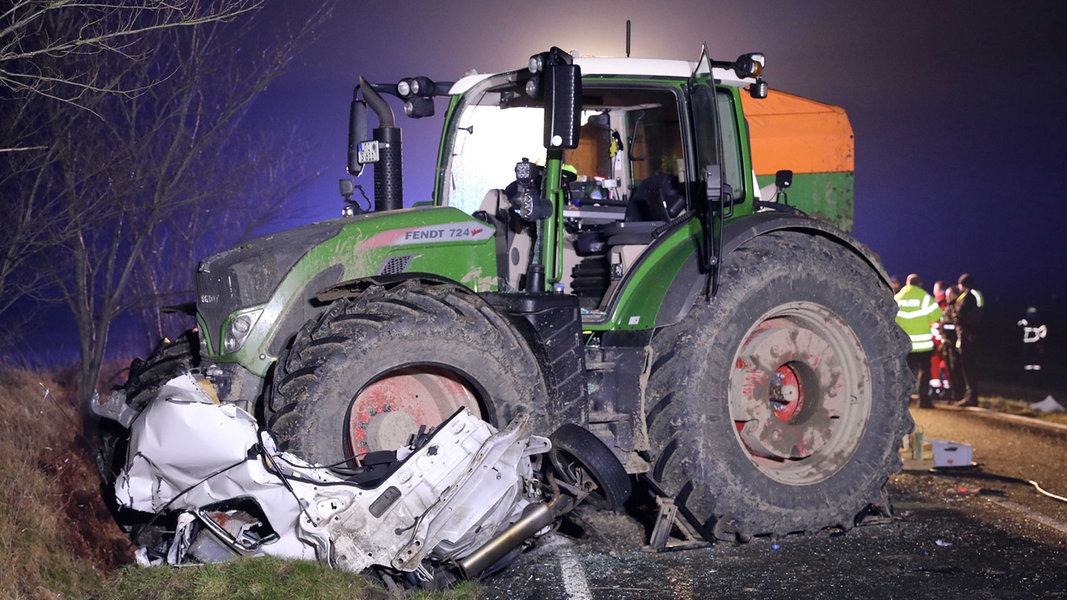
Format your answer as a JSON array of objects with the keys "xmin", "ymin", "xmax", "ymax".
[
  {"xmin": 894, "ymin": 285, "xmax": 943, "ymax": 352},
  {"xmin": 1017, "ymin": 318, "xmax": 1048, "ymax": 344},
  {"xmin": 971, "ymin": 288, "xmax": 985, "ymax": 308}
]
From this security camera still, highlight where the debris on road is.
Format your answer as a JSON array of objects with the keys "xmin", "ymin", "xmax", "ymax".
[
  {"xmin": 930, "ymin": 440, "xmax": 973, "ymax": 467},
  {"xmin": 1031, "ymin": 395, "xmax": 1065, "ymax": 413}
]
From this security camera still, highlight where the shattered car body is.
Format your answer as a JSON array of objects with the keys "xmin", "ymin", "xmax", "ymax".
[{"xmin": 106, "ymin": 373, "xmax": 575, "ymax": 582}]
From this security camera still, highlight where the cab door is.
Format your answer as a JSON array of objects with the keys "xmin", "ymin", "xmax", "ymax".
[{"xmin": 687, "ymin": 44, "xmax": 727, "ymax": 281}]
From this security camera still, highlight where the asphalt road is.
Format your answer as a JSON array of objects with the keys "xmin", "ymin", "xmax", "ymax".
[{"xmin": 479, "ymin": 405, "xmax": 1067, "ymax": 599}]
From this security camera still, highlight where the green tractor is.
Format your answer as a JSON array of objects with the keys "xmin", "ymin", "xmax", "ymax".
[{"xmin": 100, "ymin": 46, "xmax": 911, "ymax": 545}]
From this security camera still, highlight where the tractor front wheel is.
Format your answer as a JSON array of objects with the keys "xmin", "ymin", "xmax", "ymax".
[{"xmin": 268, "ymin": 280, "xmax": 548, "ymax": 466}]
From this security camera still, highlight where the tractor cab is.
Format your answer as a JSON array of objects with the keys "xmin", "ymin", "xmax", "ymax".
[{"xmin": 434, "ymin": 49, "xmax": 764, "ymax": 319}]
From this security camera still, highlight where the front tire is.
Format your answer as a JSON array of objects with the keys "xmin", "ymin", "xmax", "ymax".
[
  {"xmin": 268, "ymin": 280, "xmax": 549, "ymax": 465},
  {"xmin": 645, "ymin": 231, "xmax": 911, "ymax": 541}
]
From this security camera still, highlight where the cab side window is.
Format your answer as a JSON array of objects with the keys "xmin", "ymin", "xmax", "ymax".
[
  {"xmin": 717, "ymin": 89, "xmax": 745, "ymax": 200},
  {"xmin": 691, "ymin": 85, "xmax": 745, "ymax": 202}
]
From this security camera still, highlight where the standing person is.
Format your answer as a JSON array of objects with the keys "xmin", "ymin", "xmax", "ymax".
[
  {"xmin": 895, "ymin": 274, "xmax": 943, "ymax": 409},
  {"xmin": 940, "ymin": 286, "xmax": 964, "ymax": 401},
  {"xmin": 1017, "ymin": 307, "xmax": 1048, "ymax": 377},
  {"xmin": 932, "ymin": 280, "xmax": 949, "ymax": 306},
  {"xmin": 929, "ymin": 280, "xmax": 951, "ymax": 398},
  {"xmin": 954, "ymin": 273, "xmax": 983, "ymax": 407}
]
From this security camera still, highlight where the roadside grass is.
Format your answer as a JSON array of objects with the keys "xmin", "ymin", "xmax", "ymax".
[
  {"xmin": 96, "ymin": 557, "xmax": 483, "ymax": 600},
  {"xmin": 981, "ymin": 394, "xmax": 1067, "ymax": 426},
  {"xmin": 0, "ymin": 363, "xmax": 484, "ymax": 599},
  {"xmin": 0, "ymin": 365, "xmax": 111, "ymax": 599}
]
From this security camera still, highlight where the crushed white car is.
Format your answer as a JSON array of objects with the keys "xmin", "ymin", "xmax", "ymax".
[{"xmin": 96, "ymin": 372, "xmax": 626, "ymax": 586}]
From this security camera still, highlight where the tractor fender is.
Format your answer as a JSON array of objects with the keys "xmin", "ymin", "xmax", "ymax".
[
  {"xmin": 314, "ymin": 272, "xmax": 471, "ymax": 303},
  {"xmin": 655, "ymin": 211, "xmax": 891, "ymax": 328}
]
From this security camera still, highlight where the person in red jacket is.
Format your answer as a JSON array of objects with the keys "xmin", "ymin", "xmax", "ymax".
[{"xmin": 929, "ymin": 280, "xmax": 951, "ymax": 399}]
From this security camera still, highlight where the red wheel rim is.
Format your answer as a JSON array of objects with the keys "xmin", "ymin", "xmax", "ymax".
[{"xmin": 346, "ymin": 366, "xmax": 481, "ymax": 457}]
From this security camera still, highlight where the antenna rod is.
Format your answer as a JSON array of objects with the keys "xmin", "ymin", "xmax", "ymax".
[{"xmin": 626, "ymin": 20, "xmax": 631, "ymax": 57}]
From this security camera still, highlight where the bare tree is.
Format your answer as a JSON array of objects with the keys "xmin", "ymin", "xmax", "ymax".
[
  {"xmin": 0, "ymin": 98, "xmax": 75, "ymax": 348},
  {"xmin": 128, "ymin": 122, "xmax": 321, "ymax": 351},
  {"xmin": 6, "ymin": 4, "xmax": 331, "ymax": 403},
  {"xmin": 0, "ymin": 0, "xmax": 260, "ymax": 124},
  {"xmin": 0, "ymin": 0, "xmax": 268, "ymax": 341}
]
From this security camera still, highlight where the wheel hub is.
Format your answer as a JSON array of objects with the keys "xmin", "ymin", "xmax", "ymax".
[
  {"xmin": 347, "ymin": 367, "xmax": 480, "ymax": 457},
  {"xmin": 729, "ymin": 303, "xmax": 872, "ymax": 484},
  {"xmin": 770, "ymin": 364, "xmax": 804, "ymax": 422}
]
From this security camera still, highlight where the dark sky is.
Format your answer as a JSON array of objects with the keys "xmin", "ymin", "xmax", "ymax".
[{"xmin": 253, "ymin": 0, "xmax": 1065, "ymax": 324}]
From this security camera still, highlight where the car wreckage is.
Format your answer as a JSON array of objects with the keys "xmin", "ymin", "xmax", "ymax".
[{"xmin": 103, "ymin": 372, "xmax": 625, "ymax": 586}]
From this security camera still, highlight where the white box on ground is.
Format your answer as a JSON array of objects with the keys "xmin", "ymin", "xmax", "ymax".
[{"xmin": 930, "ymin": 440, "xmax": 973, "ymax": 467}]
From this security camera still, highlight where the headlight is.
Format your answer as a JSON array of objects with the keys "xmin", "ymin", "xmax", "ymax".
[{"xmin": 223, "ymin": 309, "xmax": 262, "ymax": 354}]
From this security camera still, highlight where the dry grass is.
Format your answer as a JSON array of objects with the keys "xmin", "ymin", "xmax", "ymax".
[
  {"xmin": 0, "ymin": 365, "xmax": 117, "ymax": 599},
  {"xmin": 980, "ymin": 394, "xmax": 1067, "ymax": 426}
]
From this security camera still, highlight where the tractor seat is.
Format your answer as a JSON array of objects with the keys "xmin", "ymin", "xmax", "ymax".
[
  {"xmin": 574, "ymin": 177, "xmax": 682, "ymax": 255},
  {"xmin": 574, "ymin": 221, "xmax": 666, "ymax": 255}
]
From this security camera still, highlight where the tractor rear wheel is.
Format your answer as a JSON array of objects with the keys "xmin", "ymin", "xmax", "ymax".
[
  {"xmin": 268, "ymin": 280, "xmax": 548, "ymax": 466},
  {"xmin": 645, "ymin": 231, "xmax": 911, "ymax": 541}
]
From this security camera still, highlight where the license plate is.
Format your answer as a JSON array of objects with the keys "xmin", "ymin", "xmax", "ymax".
[{"xmin": 357, "ymin": 140, "xmax": 379, "ymax": 164}]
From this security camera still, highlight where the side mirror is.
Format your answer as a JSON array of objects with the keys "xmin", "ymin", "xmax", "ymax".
[
  {"xmin": 774, "ymin": 169, "xmax": 793, "ymax": 204},
  {"xmin": 531, "ymin": 48, "xmax": 581, "ymax": 150},
  {"xmin": 347, "ymin": 99, "xmax": 369, "ymax": 176},
  {"xmin": 775, "ymin": 169, "xmax": 793, "ymax": 190}
]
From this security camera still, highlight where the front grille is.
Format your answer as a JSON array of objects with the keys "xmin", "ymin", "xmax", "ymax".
[
  {"xmin": 378, "ymin": 254, "xmax": 414, "ymax": 276},
  {"xmin": 195, "ymin": 269, "xmax": 238, "ymax": 352}
]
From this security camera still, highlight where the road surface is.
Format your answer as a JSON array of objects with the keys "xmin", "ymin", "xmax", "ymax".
[{"xmin": 480, "ymin": 405, "xmax": 1067, "ymax": 599}]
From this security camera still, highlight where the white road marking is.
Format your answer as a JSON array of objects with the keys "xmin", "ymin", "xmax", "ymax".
[
  {"xmin": 557, "ymin": 544, "xmax": 593, "ymax": 600},
  {"xmin": 987, "ymin": 498, "xmax": 1067, "ymax": 537}
]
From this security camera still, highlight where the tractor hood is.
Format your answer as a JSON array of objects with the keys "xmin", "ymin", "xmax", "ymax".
[
  {"xmin": 194, "ymin": 207, "xmax": 500, "ymax": 374},
  {"xmin": 196, "ymin": 219, "xmax": 346, "ymax": 357}
]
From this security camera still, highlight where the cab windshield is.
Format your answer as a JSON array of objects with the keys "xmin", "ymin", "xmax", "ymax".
[{"xmin": 442, "ymin": 78, "xmax": 687, "ymax": 220}]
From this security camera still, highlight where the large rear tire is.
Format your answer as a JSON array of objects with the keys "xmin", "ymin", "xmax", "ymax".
[
  {"xmin": 268, "ymin": 280, "xmax": 549, "ymax": 465},
  {"xmin": 645, "ymin": 231, "xmax": 912, "ymax": 541}
]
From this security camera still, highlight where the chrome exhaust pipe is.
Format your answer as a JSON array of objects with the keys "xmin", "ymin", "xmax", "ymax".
[{"xmin": 456, "ymin": 500, "xmax": 563, "ymax": 579}]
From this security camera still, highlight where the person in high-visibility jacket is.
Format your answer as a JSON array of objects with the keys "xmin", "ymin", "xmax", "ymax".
[{"xmin": 894, "ymin": 274, "xmax": 943, "ymax": 408}]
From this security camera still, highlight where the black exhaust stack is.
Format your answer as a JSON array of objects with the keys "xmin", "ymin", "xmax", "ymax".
[{"xmin": 359, "ymin": 76, "xmax": 403, "ymax": 212}]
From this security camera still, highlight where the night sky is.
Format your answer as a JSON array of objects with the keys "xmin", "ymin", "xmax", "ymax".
[
  {"xmin": 247, "ymin": 0, "xmax": 1065, "ymax": 363},
  {"xmin": 19, "ymin": 1, "xmax": 1067, "ymax": 366}
]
